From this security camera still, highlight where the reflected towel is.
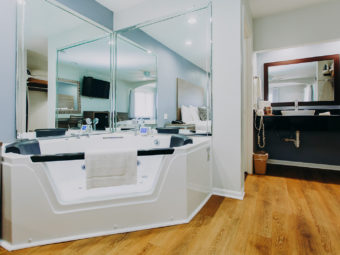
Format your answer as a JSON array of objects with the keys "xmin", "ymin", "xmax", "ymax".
[{"xmin": 86, "ymin": 148, "xmax": 137, "ymax": 189}]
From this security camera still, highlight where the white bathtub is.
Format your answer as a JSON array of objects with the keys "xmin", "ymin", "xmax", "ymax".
[{"xmin": 1, "ymin": 133, "xmax": 212, "ymax": 250}]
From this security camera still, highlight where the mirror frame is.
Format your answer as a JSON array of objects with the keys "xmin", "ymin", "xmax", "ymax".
[
  {"xmin": 56, "ymin": 78, "xmax": 81, "ymax": 114},
  {"xmin": 264, "ymin": 54, "xmax": 340, "ymax": 106}
]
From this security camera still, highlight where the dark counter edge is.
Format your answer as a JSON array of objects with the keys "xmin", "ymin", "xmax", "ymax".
[{"xmin": 30, "ymin": 148, "xmax": 175, "ymax": 163}]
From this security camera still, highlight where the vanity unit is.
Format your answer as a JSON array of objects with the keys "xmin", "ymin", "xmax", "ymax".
[
  {"xmin": 255, "ymin": 53, "xmax": 340, "ymax": 170},
  {"xmin": 256, "ymin": 113, "xmax": 340, "ymax": 167}
]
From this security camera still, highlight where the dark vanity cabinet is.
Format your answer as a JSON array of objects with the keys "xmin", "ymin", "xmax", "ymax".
[{"xmin": 255, "ymin": 114, "xmax": 340, "ymax": 166}]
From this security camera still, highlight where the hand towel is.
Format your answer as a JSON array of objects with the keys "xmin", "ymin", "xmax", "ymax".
[{"xmin": 85, "ymin": 148, "xmax": 137, "ymax": 189}]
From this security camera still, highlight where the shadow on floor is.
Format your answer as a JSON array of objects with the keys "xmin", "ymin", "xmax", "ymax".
[{"xmin": 265, "ymin": 164, "xmax": 340, "ymax": 185}]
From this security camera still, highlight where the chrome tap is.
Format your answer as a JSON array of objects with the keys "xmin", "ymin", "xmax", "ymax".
[
  {"xmin": 153, "ymin": 138, "xmax": 160, "ymax": 145},
  {"xmin": 284, "ymin": 130, "xmax": 300, "ymax": 148},
  {"xmin": 134, "ymin": 118, "xmax": 144, "ymax": 135},
  {"xmin": 93, "ymin": 118, "xmax": 99, "ymax": 131}
]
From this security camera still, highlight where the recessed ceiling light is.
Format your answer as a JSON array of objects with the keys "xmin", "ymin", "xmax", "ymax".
[
  {"xmin": 188, "ymin": 17, "xmax": 197, "ymax": 24},
  {"xmin": 185, "ymin": 40, "xmax": 192, "ymax": 46},
  {"xmin": 147, "ymin": 50, "xmax": 152, "ymax": 54}
]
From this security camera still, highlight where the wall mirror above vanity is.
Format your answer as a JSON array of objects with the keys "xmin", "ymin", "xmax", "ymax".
[{"xmin": 264, "ymin": 54, "xmax": 340, "ymax": 106}]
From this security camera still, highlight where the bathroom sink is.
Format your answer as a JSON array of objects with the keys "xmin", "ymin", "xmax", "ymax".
[{"xmin": 281, "ymin": 110, "xmax": 315, "ymax": 116}]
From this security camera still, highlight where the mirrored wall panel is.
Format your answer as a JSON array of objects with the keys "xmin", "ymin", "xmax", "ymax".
[
  {"xmin": 56, "ymin": 36, "xmax": 112, "ymax": 130},
  {"xmin": 16, "ymin": 0, "xmax": 111, "ymax": 136},
  {"xmin": 115, "ymin": 36, "xmax": 157, "ymax": 130},
  {"xmin": 115, "ymin": 5, "xmax": 212, "ymax": 134}
]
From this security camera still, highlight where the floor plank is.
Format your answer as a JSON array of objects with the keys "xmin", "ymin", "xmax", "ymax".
[{"xmin": 1, "ymin": 167, "xmax": 340, "ymax": 255}]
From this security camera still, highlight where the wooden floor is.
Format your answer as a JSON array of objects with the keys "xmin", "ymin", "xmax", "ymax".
[{"xmin": 1, "ymin": 167, "xmax": 340, "ymax": 255}]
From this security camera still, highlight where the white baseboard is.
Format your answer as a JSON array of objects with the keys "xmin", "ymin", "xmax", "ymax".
[
  {"xmin": 267, "ymin": 159, "xmax": 340, "ymax": 171},
  {"xmin": 212, "ymin": 188, "xmax": 244, "ymax": 200}
]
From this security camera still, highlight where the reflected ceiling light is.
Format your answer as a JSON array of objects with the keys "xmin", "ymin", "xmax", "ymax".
[
  {"xmin": 17, "ymin": 0, "xmax": 26, "ymax": 5},
  {"xmin": 185, "ymin": 40, "xmax": 192, "ymax": 46},
  {"xmin": 188, "ymin": 17, "xmax": 197, "ymax": 24},
  {"xmin": 147, "ymin": 50, "xmax": 152, "ymax": 54}
]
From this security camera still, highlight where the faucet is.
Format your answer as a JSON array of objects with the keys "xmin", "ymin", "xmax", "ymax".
[
  {"xmin": 134, "ymin": 118, "xmax": 144, "ymax": 135},
  {"xmin": 93, "ymin": 118, "xmax": 99, "ymax": 131},
  {"xmin": 284, "ymin": 130, "xmax": 300, "ymax": 148},
  {"xmin": 294, "ymin": 100, "xmax": 299, "ymax": 111},
  {"xmin": 154, "ymin": 138, "xmax": 160, "ymax": 145}
]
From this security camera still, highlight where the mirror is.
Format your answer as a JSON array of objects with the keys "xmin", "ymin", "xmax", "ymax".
[
  {"xmin": 115, "ymin": 5, "xmax": 212, "ymax": 134},
  {"xmin": 264, "ymin": 54, "xmax": 340, "ymax": 106},
  {"xmin": 56, "ymin": 79, "xmax": 80, "ymax": 114},
  {"xmin": 56, "ymin": 36, "xmax": 112, "ymax": 130},
  {"xmin": 115, "ymin": 36, "xmax": 157, "ymax": 129},
  {"xmin": 16, "ymin": 0, "xmax": 111, "ymax": 136}
]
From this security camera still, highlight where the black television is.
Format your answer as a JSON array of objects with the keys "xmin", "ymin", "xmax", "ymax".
[{"xmin": 82, "ymin": 76, "xmax": 110, "ymax": 99}]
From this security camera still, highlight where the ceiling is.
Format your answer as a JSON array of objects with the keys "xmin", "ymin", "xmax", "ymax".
[
  {"xmin": 249, "ymin": 0, "xmax": 334, "ymax": 18},
  {"xmin": 96, "ymin": 0, "xmax": 148, "ymax": 12}
]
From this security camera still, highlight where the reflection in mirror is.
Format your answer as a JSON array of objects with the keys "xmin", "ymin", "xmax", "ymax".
[
  {"xmin": 115, "ymin": 5, "xmax": 212, "ymax": 134},
  {"xmin": 265, "ymin": 55, "xmax": 339, "ymax": 106},
  {"xmin": 17, "ymin": 0, "xmax": 110, "ymax": 136},
  {"xmin": 56, "ymin": 36, "xmax": 112, "ymax": 130},
  {"xmin": 115, "ymin": 36, "xmax": 157, "ymax": 129},
  {"xmin": 269, "ymin": 61, "xmax": 334, "ymax": 102}
]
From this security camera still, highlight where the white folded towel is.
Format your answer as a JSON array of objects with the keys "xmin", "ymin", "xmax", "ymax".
[{"xmin": 85, "ymin": 148, "xmax": 137, "ymax": 189}]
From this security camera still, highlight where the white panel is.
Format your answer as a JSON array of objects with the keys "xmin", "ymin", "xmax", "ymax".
[{"xmin": 212, "ymin": 0, "xmax": 243, "ymax": 193}]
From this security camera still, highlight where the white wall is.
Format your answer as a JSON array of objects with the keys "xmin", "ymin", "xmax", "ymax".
[
  {"xmin": 27, "ymin": 90, "xmax": 48, "ymax": 131},
  {"xmin": 212, "ymin": 0, "xmax": 243, "ymax": 198},
  {"xmin": 254, "ymin": 0, "xmax": 340, "ymax": 51},
  {"xmin": 114, "ymin": 0, "xmax": 244, "ymax": 198},
  {"xmin": 242, "ymin": 0, "xmax": 254, "ymax": 176}
]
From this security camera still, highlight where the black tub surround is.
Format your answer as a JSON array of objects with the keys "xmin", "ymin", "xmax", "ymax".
[
  {"xmin": 255, "ymin": 113, "xmax": 340, "ymax": 166},
  {"xmin": 5, "ymin": 135, "xmax": 194, "ymax": 163}
]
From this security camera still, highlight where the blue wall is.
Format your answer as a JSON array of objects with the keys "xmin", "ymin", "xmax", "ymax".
[
  {"xmin": 55, "ymin": 0, "xmax": 113, "ymax": 30},
  {"xmin": 0, "ymin": 0, "xmax": 16, "ymax": 143},
  {"xmin": 122, "ymin": 29, "xmax": 208, "ymax": 127}
]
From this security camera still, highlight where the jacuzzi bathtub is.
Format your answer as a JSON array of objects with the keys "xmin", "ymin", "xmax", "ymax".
[{"xmin": 1, "ymin": 133, "xmax": 212, "ymax": 250}]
